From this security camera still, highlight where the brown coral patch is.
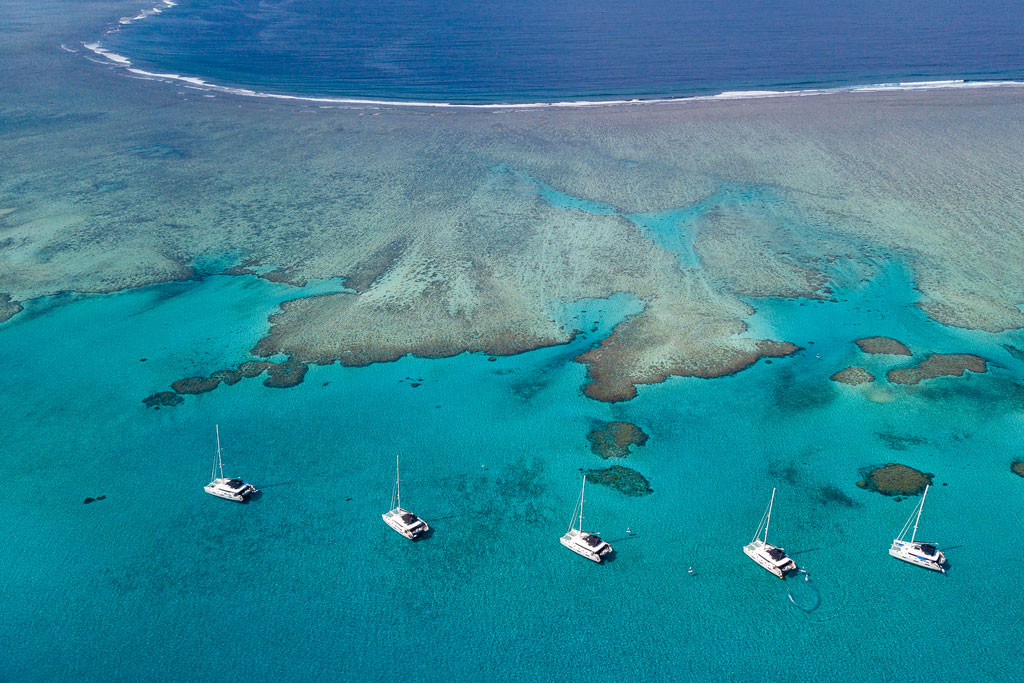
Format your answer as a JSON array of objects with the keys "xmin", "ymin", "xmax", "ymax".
[
  {"xmin": 0, "ymin": 294, "xmax": 23, "ymax": 323},
  {"xmin": 1011, "ymin": 461, "xmax": 1024, "ymax": 478},
  {"xmin": 830, "ymin": 366, "xmax": 874, "ymax": 385},
  {"xmin": 855, "ymin": 337, "xmax": 912, "ymax": 355},
  {"xmin": 263, "ymin": 359, "xmax": 309, "ymax": 388},
  {"xmin": 587, "ymin": 421, "xmax": 649, "ymax": 459},
  {"xmin": 211, "ymin": 369, "xmax": 244, "ymax": 385},
  {"xmin": 143, "ymin": 391, "xmax": 184, "ymax": 408},
  {"xmin": 859, "ymin": 463, "xmax": 933, "ymax": 496},
  {"xmin": 886, "ymin": 354, "xmax": 988, "ymax": 385},
  {"xmin": 252, "ymin": 291, "xmax": 573, "ymax": 367},
  {"xmin": 225, "ymin": 263, "xmax": 307, "ymax": 287},
  {"xmin": 237, "ymin": 361, "xmax": 272, "ymax": 378},
  {"xmin": 171, "ymin": 376, "xmax": 221, "ymax": 394},
  {"xmin": 584, "ymin": 466, "xmax": 653, "ymax": 496},
  {"xmin": 577, "ymin": 338, "xmax": 799, "ymax": 403}
]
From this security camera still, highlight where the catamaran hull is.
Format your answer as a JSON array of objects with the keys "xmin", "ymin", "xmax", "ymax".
[
  {"xmin": 382, "ymin": 511, "xmax": 429, "ymax": 540},
  {"xmin": 559, "ymin": 536, "xmax": 603, "ymax": 563},
  {"xmin": 889, "ymin": 541, "xmax": 946, "ymax": 573},
  {"xmin": 743, "ymin": 543, "xmax": 796, "ymax": 579},
  {"xmin": 204, "ymin": 484, "xmax": 255, "ymax": 502},
  {"xmin": 559, "ymin": 532, "xmax": 613, "ymax": 563}
]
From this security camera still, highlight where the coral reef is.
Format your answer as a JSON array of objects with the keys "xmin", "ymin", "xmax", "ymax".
[
  {"xmin": 818, "ymin": 485, "xmax": 860, "ymax": 508},
  {"xmin": 856, "ymin": 464, "xmax": 933, "ymax": 496},
  {"xmin": 887, "ymin": 354, "xmax": 988, "ymax": 385},
  {"xmin": 877, "ymin": 432, "xmax": 929, "ymax": 450},
  {"xmin": 170, "ymin": 377, "xmax": 221, "ymax": 394},
  {"xmin": 143, "ymin": 391, "xmax": 184, "ymax": 408},
  {"xmin": 237, "ymin": 361, "xmax": 272, "ymax": 378},
  {"xmin": 1011, "ymin": 461, "xmax": 1024, "ymax": 478},
  {"xmin": 587, "ymin": 421, "xmax": 649, "ymax": 459},
  {"xmin": 264, "ymin": 359, "xmax": 309, "ymax": 388},
  {"xmin": 830, "ymin": 367, "xmax": 874, "ymax": 385},
  {"xmin": 0, "ymin": 294, "xmax": 22, "ymax": 323},
  {"xmin": 855, "ymin": 337, "xmax": 911, "ymax": 355},
  {"xmin": 211, "ymin": 369, "xmax": 244, "ymax": 385},
  {"xmin": 585, "ymin": 465, "xmax": 653, "ymax": 496},
  {"xmin": 575, "ymin": 294, "xmax": 799, "ymax": 402}
]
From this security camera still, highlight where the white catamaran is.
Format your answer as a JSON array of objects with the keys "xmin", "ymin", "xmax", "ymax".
[
  {"xmin": 889, "ymin": 484, "xmax": 946, "ymax": 573},
  {"xmin": 560, "ymin": 475, "xmax": 613, "ymax": 563},
  {"xmin": 743, "ymin": 487, "xmax": 797, "ymax": 578},
  {"xmin": 382, "ymin": 455, "xmax": 429, "ymax": 540},
  {"xmin": 203, "ymin": 424, "xmax": 258, "ymax": 502}
]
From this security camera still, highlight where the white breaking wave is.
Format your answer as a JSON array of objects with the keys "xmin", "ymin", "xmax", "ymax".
[
  {"xmin": 116, "ymin": 0, "xmax": 176, "ymax": 27},
  {"xmin": 80, "ymin": 2, "xmax": 1024, "ymax": 110}
]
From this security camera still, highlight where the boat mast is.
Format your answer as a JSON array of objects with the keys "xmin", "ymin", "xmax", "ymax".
[
  {"xmin": 764, "ymin": 487, "xmax": 776, "ymax": 545},
  {"xmin": 911, "ymin": 484, "xmax": 929, "ymax": 543},
  {"xmin": 396, "ymin": 454, "xmax": 401, "ymax": 510},
  {"xmin": 214, "ymin": 424, "xmax": 225, "ymax": 480},
  {"xmin": 579, "ymin": 475, "xmax": 586, "ymax": 533}
]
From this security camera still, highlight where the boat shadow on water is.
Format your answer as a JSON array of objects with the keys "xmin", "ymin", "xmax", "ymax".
[{"xmin": 254, "ymin": 481, "xmax": 295, "ymax": 489}]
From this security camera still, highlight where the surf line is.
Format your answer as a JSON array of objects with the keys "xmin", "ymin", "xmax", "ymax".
[
  {"xmin": 76, "ymin": 42, "xmax": 1024, "ymax": 113},
  {"xmin": 77, "ymin": 4, "xmax": 1024, "ymax": 112}
]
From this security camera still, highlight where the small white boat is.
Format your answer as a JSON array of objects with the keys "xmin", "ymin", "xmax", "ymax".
[
  {"xmin": 743, "ymin": 487, "xmax": 797, "ymax": 579},
  {"xmin": 560, "ymin": 475, "xmax": 613, "ymax": 563},
  {"xmin": 203, "ymin": 424, "xmax": 258, "ymax": 502},
  {"xmin": 889, "ymin": 484, "xmax": 946, "ymax": 573},
  {"xmin": 382, "ymin": 455, "xmax": 429, "ymax": 540}
]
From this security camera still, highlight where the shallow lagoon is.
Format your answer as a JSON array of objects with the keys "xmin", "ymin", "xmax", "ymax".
[{"xmin": 2, "ymin": 258, "xmax": 1023, "ymax": 681}]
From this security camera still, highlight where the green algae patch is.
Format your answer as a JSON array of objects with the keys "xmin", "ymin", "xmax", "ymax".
[
  {"xmin": 171, "ymin": 376, "xmax": 221, "ymax": 394},
  {"xmin": 143, "ymin": 391, "xmax": 184, "ymax": 408},
  {"xmin": 857, "ymin": 464, "xmax": 933, "ymax": 496},
  {"xmin": 1011, "ymin": 461, "xmax": 1024, "ymax": 478},
  {"xmin": 887, "ymin": 354, "xmax": 988, "ymax": 385},
  {"xmin": 830, "ymin": 366, "xmax": 874, "ymax": 385},
  {"xmin": 587, "ymin": 421, "xmax": 649, "ymax": 459},
  {"xmin": 585, "ymin": 465, "xmax": 652, "ymax": 496},
  {"xmin": 855, "ymin": 337, "xmax": 912, "ymax": 355}
]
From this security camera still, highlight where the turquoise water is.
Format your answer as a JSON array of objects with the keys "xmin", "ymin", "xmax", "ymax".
[{"xmin": 3, "ymin": 258, "xmax": 1023, "ymax": 680}]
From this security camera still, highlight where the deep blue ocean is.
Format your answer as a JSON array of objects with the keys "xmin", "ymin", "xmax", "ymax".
[{"xmin": 101, "ymin": 0, "xmax": 1024, "ymax": 102}]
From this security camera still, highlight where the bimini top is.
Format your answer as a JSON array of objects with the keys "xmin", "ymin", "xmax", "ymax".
[{"xmin": 401, "ymin": 512, "xmax": 421, "ymax": 525}]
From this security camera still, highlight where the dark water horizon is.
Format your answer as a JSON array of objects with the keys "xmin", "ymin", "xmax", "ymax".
[{"xmin": 98, "ymin": 0, "xmax": 1024, "ymax": 104}]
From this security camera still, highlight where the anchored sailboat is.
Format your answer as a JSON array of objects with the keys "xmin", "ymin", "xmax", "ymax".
[
  {"xmin": 743, "ymin": 487, "xmax": 797, "ymax": 578},
  {"xmin": 889, "ymin": 484, "xmax": 946, "ymax": 572},
  {"xmin": 203, "ymin": 424, "xmax": 258, "ymax": 502},
  {"xmin": 560, "ymin": 475, "xmax": 613, "ymax": 563},
  {"xmin": 382, "ymin": 455, "xmax": 429, "ymax": 540}
]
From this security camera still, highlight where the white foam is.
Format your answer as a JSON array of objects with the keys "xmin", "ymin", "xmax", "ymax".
[{"xmin": 83, "ymin": 42, "xmax": 132, "ymax": 66}]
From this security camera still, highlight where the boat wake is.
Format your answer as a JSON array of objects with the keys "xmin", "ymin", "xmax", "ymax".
[{"xmin": 786, "ymin": 570, "xmax": 821, "ymax": 613}]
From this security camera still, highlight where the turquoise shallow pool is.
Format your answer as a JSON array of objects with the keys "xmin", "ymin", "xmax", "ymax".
[{"xmin": 2, "ymin": 255, "xmax": 1022, "ymax": 681}]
